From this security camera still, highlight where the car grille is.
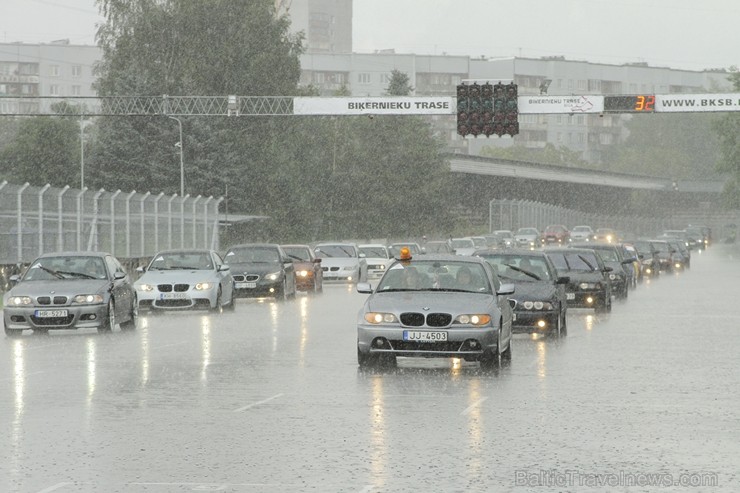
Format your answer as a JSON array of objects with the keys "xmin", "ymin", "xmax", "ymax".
[
  {"xmin": 322, "ymin": 267, "xmax": 340, "ymax": 272},
  {"xmin": 157, "ymin": 284, "xmax": 190, "ymax": 292},
  {"xmin": 391, "ymin": 340, "xmax": 463, "ymax": 352},
  {"xmin": 399, "ymin": 312, "xmax": 452, "ymax": 327},
  {"xmin": 36, "ymin": 296, "xmax": 68, "ymax": 305},
  {"xmin": 232, "ymin": 274, "xmax": 259, "ymax": 282},
  {"xmin": 426, "ymin": 313, "xmax": 452, "ymax": 327},
  {"xmin": 155, "ymin": 299, "xmax": 192, "ymax": 307},
  {"xmin": 30, "ymin": 314, "xmax": 74, "ymax": 326},
  {"xmin": 368, "ymin": 264, "xmax": 383, "ymax": 270},
  {"xmin": 400, "ymin": 312, "xmax": 425, "ymax": 326}
]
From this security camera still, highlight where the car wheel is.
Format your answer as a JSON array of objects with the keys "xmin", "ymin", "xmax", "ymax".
[
  {"xmin": 358, "ymin": 348, "xmax": 378, "ymax": 368},
  {"xmin": 560, "ymin": 309, "xmax": 568, "ymax": 336},
  {"xmin": 479, "ymin": 348, "xmax": 499, "ymax": 370},
  {"xmin": 120, "ymin": 297, "xmax": 138, "ymax": 331},
  {"xmin": 98, "ymin": 299, "xmax": 115, "ymax": 333},
  {"xmin": 500, "ymin": 339, "xmax": 512, "ymax": 362},
  {"xmin": 210, "ymin": 288, "xmax": 223, "ymax": 313},
  {"xmin": 595, "ymin": 295, "xmax": 608, "ymax": 314},
  {"xmin": 276, "ymin": 280, "xmax": 289, "ymax": 302},
  {"xmin": 226, "ymin": 288, "xmax": 237, "ymax": 311}
]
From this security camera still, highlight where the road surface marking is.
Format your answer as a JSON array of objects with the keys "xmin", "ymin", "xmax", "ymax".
[{"xmin": 234, "ymin": 393, "xmax": 284, "ymax": 412}]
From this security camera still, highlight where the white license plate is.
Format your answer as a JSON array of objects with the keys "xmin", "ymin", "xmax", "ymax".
[
  {"xmin": 160, "ymin": 292, "xmax": 188, "ymax": 300},
  {"xmin": 35, "ymin": 309, "xmax": 68, "ymax": 318},
  {"xmin": 566, "ymin": 293, "xmax": 575, "ymax": 300},
  {"xmin": 235, "ymin": 282, "xmax": 257, "ymax": 289},
  {"xmin": 403, "ymin": 330, "xmax": 447, "ymax": 342}
]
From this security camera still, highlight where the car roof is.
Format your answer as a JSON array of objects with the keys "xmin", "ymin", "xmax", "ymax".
[
  {"xmin": 36, "ymin": 251, "xmax": 110, "ymax": 258},
  {"xmin": 475, "ymin": 249, "xmax": 549, "ymax": 257},
  {"xmin": 227, "ymin": 243, "xmax": 280, "ymax": 249}
]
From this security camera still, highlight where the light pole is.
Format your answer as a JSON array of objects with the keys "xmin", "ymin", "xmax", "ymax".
[
  {"xmin": 167, "ymin": 116, "xmax": 185, "ymax": 197},
  {"xmin": 80, "ymin": 116, "xmax": 93, "ymax": 189}
]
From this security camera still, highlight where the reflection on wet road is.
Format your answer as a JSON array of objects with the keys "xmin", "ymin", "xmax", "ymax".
[{"xmin": 1, "ymin": 247, "xmax": 738, "ymax": 491}]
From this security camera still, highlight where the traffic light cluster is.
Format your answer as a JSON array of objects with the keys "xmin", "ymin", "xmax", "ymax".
[{"xmin": 456, "ymin": 82, "xmax": 519, "ymax": 137}]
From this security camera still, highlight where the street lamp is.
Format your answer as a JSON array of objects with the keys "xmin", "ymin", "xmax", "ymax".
[
  {"xmin": 167, "ymin": 116, "xmax": 185, "ymax": 197},
  {"xmin": 79, "ymin": 116, "xmax": 93, "ymax": 189}
]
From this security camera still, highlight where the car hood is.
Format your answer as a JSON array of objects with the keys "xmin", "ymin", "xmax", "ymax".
[
  {"xmin": 562, "ymin": 271, "xmax": 604, "ymax": 282},
  {"xmin": 5, "ymin": 279, "xmax": 111, "ymax": 298},
  {"xmin": 507, "ymin": 282, "xmax": 557, "ymax": 302},
  {"xmin": 365, "ymin": 291, "xmax": 493, "ymax": 314},
  {"xmin": 137, "ymin": 269, "xmax": 220, "ymax": 284},
  {"xmin": 222, "ymin": 262, "xmax": 281, "ymax": 276},
  {"xmin": 319, "ymin": 257, "xmax": 360, "ymax": 268}
]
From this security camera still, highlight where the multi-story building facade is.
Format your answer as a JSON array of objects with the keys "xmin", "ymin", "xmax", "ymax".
[
  {"xmin": 277, "ymin": 0, "xmax": 352, "ymax": 54},
  {"xmin": 0, "ymin": 40, "xmax": 99, "ymax": 113}
]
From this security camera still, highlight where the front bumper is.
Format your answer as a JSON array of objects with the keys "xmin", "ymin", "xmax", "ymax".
[
  {"xmin": 565, "ymin": 289, "xmax": 605, "ymax": 309},
  {"xmin": 512, "ymin": 310, "xmax": 559, "ymax": 333},
  {"xmin": 4, "ymin": 303, "xmax": 110, "ymax": 330},
  {"xmin": 137, "ymin": 286, "xmax": 217, "ymax": 309},
  {"xmin": 357, "ymin": 324, "xmax": 499, "ymax": 358},
  {"xmin": 322, "ymin": 268, "xmax": 359, "ymax": 282}
]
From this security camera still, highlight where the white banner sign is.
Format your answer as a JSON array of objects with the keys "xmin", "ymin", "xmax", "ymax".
[
  {"xmin": 293, "ymin": 97, "xmax": 454, "ymax": 115},
  {"xmin": 655, "ymin": 93, "xmax": 740, "ymax": 113},
  {"xmin": 518, "ymin": 95, "xmax": 604, "ymax": 114}
]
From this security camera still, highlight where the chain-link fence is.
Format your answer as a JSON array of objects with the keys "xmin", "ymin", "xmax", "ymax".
[{"xmin": 0, "ymin": 181, "xmax": 223, "ymax": 264}]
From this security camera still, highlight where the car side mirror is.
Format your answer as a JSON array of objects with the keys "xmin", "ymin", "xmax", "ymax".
[
  {"xmin": 356, "ymin": 282, "xmax": 373, "ymax": 294},
  {"xmin": 621, "ymin": 259, "xmax": 634, "ymax": 265},
  {"xmin": 359, "ymin": 253, "xmax": 366, "ymax": 258},
  {"xmin": 218, "ymin": 264, "xmax": 230, "ymax": 272},
  {"xmin": 313, "ymin": 258, "xmax": 322, "ymax": 263},
  {"xmin": 136, "ymin": 266, "xmax": 145, "ymax": 273},
  {"xmin": 556, "ymin": 276, "xmax": 570, "ymax": 285},
  {"xmin": 9, "ymin": 274, "xmax": 20, "ymax": 285},
  {"xmin": 638, "ymin": 254, "xmax": 644, "ymax": 260},
  {"xmin": 113, "ymin": 271, "xmax": 126, "ymax": 280},
  {"xmin": 498, "ymin": 283, "xmax": 515, "ymax": 296}
]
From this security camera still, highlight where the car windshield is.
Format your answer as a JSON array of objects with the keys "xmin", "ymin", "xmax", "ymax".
[
  {"xmin": 149, "ymin": 252, "xmax": 214, "ymax": 270},
  {"xmin": 652, "ymin": 242, "xmax": 671, "ymax": 253},
  {"xmin": 591, "ymin": 248, "xmax": 620, "ymax": 262},
  {"xmin": 315, "ymin": 245, "xmax": 356, "ymax": 258},
  {"xmin": 450, "ymin": 239, "xmax": 474, "ymax": 249},
  {"xmin": 376, "ymin": 261, "xmax": 491, "ymax": 294},
  {"xmin": 517, "ymin": 228, "xmax": 537, "ymax": 235},
  {"xmin": 359, "ymin": 246, "xmax": 388, "ymax": 258},
  {"xmin": 548, "ymin": 251, "xmax": 599, "ymax": 272},
  {"xmin": 479, "ymin": 254, "xmax": 552, "ymax": 282},
  {"xmin": 425, "ymin": 242, "xmax": 450, "ymax": 253},
  {"xmin": 22, "ymin": 256, "xmax": 107, "ymax": 281},
  {"xmin": 282, "ymin": 247, "xmax": 311, "ymax": 261},
  {"xmin": 573, "ymin": 226, "xmax": 591, "ymax": 232},
  {"xmin": 388, "ymin": 244, "xmax": 420, "ymax": 256},
  {"xmin": 224, "ymin": 247, "xmax": 279, "ymax": 264}
]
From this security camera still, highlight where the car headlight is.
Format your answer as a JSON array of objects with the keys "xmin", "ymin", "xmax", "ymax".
[
  {"xmin": 73, "ymin": 294, "xmax": 104, "ymax": 304},
  {"xmin": 521, "ymin": 301, "xmax": 553, "ymax": 310},
  {"xmin": 342, "ymin": 266, "xmax": 355, "ymax": 271},
  {"xmin": 364, "ymin": 312, "xmax": 397, "ymax": 324},
  {"xmin": 579, "ymin": 282, "xmax": 599, "ymax": 290},
  {"xmin": 297, "ymin": 270, "xmax": 309, "ymax": 277},
  {"xmin": 6, "ymin": 296, "xmax": 33, "ymax": 306},
  {"xmin": 195, "ymin": 282, "xmax": 214, "ymax": 290},
  {"xmin": 265, "ymin": 272, "xmax": 281, "ymax": 281},
  {"xmin": 137, "ymin": 284, "xmax": 155, "ymax": 292},
  {"xmin": 454, "ymin": 314, "xmax": 491, "ymax": 326}
]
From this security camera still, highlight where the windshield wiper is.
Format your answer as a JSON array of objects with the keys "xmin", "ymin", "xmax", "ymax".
[
  {"xmin": 577, "ymin": 255, "xmax": 597, "ymax": 271},
  {"xmin": 504, "ymin": 263, "xmax": 540, "ymax": 280},
  {"xmin": 56, "ymin": 270, "xmax": 99, "ymax": 280},
  {"xmin": 36, "ymin": 265, "xmax": 65, "ymax": 279}
]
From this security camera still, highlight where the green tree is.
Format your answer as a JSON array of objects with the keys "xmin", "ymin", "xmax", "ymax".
[
  {"xmin": 0, "ymin": 116, "xmax": 80, "ymax": 187},
  {"xmin": 713, "ymin": 67, "xmax": 740, "ymax": 207},
  {"xmin": 385, "ymin": 69, "xmax": 413, "ymax": 96}
]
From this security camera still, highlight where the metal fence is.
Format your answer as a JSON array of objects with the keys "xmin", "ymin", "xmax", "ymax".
[
  {"xmin": 0, "ymin": 181, "xmax": 223, "ymax": 264},
  {"xmin": 488, "ymin": 198, "xmax": 740, "ymax": 240}
]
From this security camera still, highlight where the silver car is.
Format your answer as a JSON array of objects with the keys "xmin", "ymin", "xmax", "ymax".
[
  {"xmin": 356, "ymin": 255, "xmax": 515, "ymax": 369},
  {"xmin": 3, "ymin": 251, "xmax": 138, "ymax": 337},
  {"xmin": 135, "ymin": 249, "xmax": 235, "ymax": 312}
]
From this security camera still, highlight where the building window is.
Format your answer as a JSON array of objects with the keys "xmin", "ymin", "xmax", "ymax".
[
  {"xmin": 577, "ymin": 80, "xmax": 586, "ymax": 91},
  {"xmin": 50, "ymin": 65, "xmax": 60, "ymax": 77},
  {"xmin": 49, "ymin": 84, "xmax": 60, "ymax": 95},
  {"xmin": 567, "ymin": 79, "xmax": 573, "ymax": 90},
  {"xmin": 71, "ymin": 85, "xmax": 81, "ymax": 96},
  {"xmin": 358, "ymin": 73, "xmax": 371, "ymax": 84},
  {"xmin": 72, "ymin": 65, "xmax": 82, "ymax": 78},
  {"xmin": 599, "ymin": 133, "xmax": 613, "ymax": 145}
]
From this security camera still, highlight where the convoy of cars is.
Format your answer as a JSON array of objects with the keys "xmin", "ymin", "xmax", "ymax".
[{"xmin": 2, "ymin": 226, "xmax": 709, "ymax": 374}]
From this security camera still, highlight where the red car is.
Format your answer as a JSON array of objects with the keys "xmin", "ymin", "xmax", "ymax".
[
  {"xmin": 281, "ymin": 244, "xmax": 323, "ymax": 293},
  {"xmin": 542, "ymin": 225, "xmax": 570, "ymax": 245}
]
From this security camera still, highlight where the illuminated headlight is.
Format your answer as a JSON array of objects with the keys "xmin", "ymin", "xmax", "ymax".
[
  {"xmin": 522, "ymin": 301, "xmax": 553, "ymax": 310},
  {"xmin": 454, "ymin": 314, "xmax": 491, "ymax": 326},
  {"xmin": 609, "ymin": 273, "xmax": 623, "ymax": 280},
  {"xmin": 579, "ymin": 282, "xmax": 598, "ymax": 290},
  {"xmin": 6, "ymin": 296, "xmax": 32, "ymax": 306},
  {"xmin": 297, "ymin": 270, "xmax": 309, "ymax": 277},
  {"xmin": 342, "ymin": 266, "xmax": 355, "ymax": 271},
  {"xmin": 265, "ymin": 272, "xmax": 280, "ymax": 281},
  {"xmin": 195, "ymin": 282, "xmax": 213, "ymax": 290},
  {"xmin": 137, "ymin": 284, "xmax": 155, "ymax": 292},
  {"xmin": 364, "ymin": 312, "xmax": 397, "ymax": 324},
  {"xmin": 73, "ymin": 294, "xmax": 104, "ymax": 304}
]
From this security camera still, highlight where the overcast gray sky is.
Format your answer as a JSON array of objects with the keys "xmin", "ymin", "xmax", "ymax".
[{"xmin": 1, "ymin": 0, "xmax": 738, "ymax": 71}]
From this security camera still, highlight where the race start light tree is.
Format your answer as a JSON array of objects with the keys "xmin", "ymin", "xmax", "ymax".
[{"xmin": 457, "ymin": 82, "xmax": 518, "ymax": 137}]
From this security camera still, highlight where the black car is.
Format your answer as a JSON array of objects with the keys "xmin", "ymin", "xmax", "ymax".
[
  {"xmin": 570, "ymin": 243, "xmax": 634, "ymax": 300},
  {"xmin": 3, "ymin": 251, "xmax": 138, "ymax": 337},
  {"xmin": 543, "ymin": 247, "xmax": 613, "ymax": 313},
  {"xmin": 650, "ymin": 239, "xmax": 676, "ymax": 273},
  {"xmin": 223, "ymin": 243, "xmax": 297, "ymax": 300},
  {"xmin": 476, "ymin": 249, "xmax": 569, "ymax": 337}
]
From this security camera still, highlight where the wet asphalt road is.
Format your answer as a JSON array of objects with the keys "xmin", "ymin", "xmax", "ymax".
[{"xmin": 1, "ymin": 246, "xmax": 739, "ymax": 493}]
